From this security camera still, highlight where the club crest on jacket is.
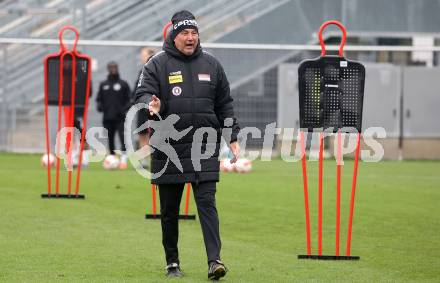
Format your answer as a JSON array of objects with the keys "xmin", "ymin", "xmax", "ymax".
[{"xmin": 172, "ymin": 86, "xmax": 182, "ymax": 96}]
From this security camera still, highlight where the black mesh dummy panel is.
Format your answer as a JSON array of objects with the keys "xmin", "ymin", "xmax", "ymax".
[
  {"xmin": 47, "ymin": 54, "xmax": 89, "ymax": 106},
  {"xmin": 298, "ymin": 56, "xmax": 365, "ymax": 132}
]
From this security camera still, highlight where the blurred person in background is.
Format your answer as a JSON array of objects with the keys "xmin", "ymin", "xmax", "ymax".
[{"xmin": 96, "ymin": 61, "xmax": 131, "ymax": 169}]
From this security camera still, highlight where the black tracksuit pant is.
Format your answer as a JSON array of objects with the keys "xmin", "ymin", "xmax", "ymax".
[
  {"xmin": 103, "ymin": 120, "xmax": 125, "ymax": 155},
  {"xmin": 158, "ymin": 181, "xmax": 221, "ymax": 265}
]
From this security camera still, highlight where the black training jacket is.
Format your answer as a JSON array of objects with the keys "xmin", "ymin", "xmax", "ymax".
[
  {"xmin": 96, "ymin": 74, "xmax": 131, "ymax": 121},
  {"xmin": 134, "ymin": 35, "xmax": 239, "ymax": 185}
]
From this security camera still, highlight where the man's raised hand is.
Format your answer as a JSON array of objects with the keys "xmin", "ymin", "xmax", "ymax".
[{"xmin": 149, "ymin": 95, "xmax": 161, "ymax": 116}]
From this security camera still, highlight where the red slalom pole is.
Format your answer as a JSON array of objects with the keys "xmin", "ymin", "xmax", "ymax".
[
  {"xmin": 54, "ymin": 53, "xmax": 66, "ymax": 196},
  {"xmin": 67, "ymin": 54, "xmax": 77, "ymax": 196},
  {"xmin": 65, "ymin": 106, "xmax": 73, "ymax": 195},
  {"xmin": 346, "ymin": 133, "xmax": 361, "ymax": 256},
  {"xmin": 43, "ymin": 58, "xmax": 52, "ymax": 196},
  {"xmin": 318, "ymin": 132, "xmax": 324, "ymax": 255},
  {"xmin": 184, "ymin": 183, "xmax": 191, "ymax": 216},
  {"xmin": 74, "ymin": 57, "xmax": 91, "ymax": 196},
  {"xmin": 335, "ymin": 131, "xmax": 342, "ymax": 256},
  {"xmin": 152, "ymin": 184, "xmax": 157, "ymax": 215},
  {"xmin": 300, "ymin": 131, "xmax": 311, "ymax": 255}
]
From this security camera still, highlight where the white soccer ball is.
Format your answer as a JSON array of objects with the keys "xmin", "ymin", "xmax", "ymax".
[
  {"xmin": 234, "ymin": 158, "xmax": 252, "ymax": 173},
  {"xmin": 41, "ymin": 153, "xmax": 56, "ymax": 168},
  {"xmin": 103, "ymin": 155, "xmax": 120, "ymax": 170},
  {"xmin": 220, "ymin": 159, "xmax": 235, "ymax": 173}
]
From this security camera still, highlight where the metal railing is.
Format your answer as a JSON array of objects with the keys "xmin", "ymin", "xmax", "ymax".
[{"xmin": 1, "ymin": 39, "xmax": 439, "ymax": 152}]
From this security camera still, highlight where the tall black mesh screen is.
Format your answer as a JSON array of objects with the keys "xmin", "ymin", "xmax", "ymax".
[
  {"xmin": 47, "ymin": 54, "xmax": 89, "ymax": 106},
  {"xmin": 298, "ymin": 56, "xmax": 365, "ymax": 132}
]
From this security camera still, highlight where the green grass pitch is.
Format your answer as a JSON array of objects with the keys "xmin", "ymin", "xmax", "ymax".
[{"xmin": 0, "ymin": 153, "xmax": 439, "ymax": 282}]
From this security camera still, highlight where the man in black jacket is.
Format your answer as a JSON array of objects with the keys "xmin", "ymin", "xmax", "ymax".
[
  {"xmin": 97, "ymin": 61, "xmax": 131, "ymax": 169},
  {"xmin": 135, "ymin": 10, "xmax": 239, "ymax": 280}
]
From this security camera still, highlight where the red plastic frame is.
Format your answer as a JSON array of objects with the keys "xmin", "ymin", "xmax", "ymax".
[
  {"xmin": 299, "ymin": 131, "xmax": 362, "ymax": 257},
  {"xmin": 147, "ymin": 183, "xmax": 193, "ymax": 217},
  {"xmin": 299, "ymin": 21, "xmax": 362, "ymax": 258},
  {"xmin": 163, "ymin": 22, "xmax": 172, "ymax": 40},
  {"xmin": 43, "ymin": 25, "xmax": 92, "ymax": 197},
  {"xmin": 318, "ymin": 20, "xmax": 347, "ymax": 57}
]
